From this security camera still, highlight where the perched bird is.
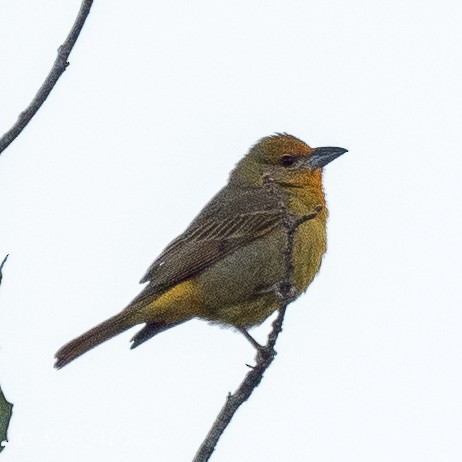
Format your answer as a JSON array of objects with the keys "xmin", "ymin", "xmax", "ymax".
[{"xmin": 55, "ymin": 133, "xmax": 346, "ymax": 368}]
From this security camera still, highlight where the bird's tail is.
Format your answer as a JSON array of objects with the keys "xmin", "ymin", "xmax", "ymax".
[
  {"xmin": 54, "ymin": 312, "xmax": 134, "ymax": 369},
  {"xmin": 130, "ymin": 319, "xmax": 188, "ymax": 349}
]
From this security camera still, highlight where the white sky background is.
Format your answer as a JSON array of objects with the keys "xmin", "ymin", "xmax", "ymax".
[{"xmin": 0, "ymin": 0, "xmax": 461, "ymax": 460}]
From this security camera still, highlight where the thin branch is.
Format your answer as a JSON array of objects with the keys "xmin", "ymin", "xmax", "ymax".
[
  {"xmin": 192, "ymin": 307, "xmax": 287, "ymax": 462},
  {"xmin": 0, "ymin": 254, "xmax": 8, "ymax": 287},
  {"xmin": 0, "ymin": 0, "xmax": 94, "ymax": 156},
  {"xmin": 193, "ymin": 177, "xmax": 322, "ymax": 462}
]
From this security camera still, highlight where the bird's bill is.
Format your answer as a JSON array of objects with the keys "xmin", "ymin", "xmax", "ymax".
[{"xmin": 309, "ymin": 146, "xmax": 348, "ymax": 169}]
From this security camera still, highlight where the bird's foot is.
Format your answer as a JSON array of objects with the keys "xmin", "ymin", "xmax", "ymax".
[
  {"xmin": 276, "ymin": 282, "xmax": 298, "ymax": 304},
  {"xmin": 238, "ymin": 327, "xmax": 275, "ymax": 364},
  {"xmin": 255, "ymin": 282, "xmax": 297, "ymax": 303}
]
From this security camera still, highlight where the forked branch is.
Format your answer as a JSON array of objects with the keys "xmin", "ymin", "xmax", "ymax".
[{"xmin": 193, "ymin": 177, "xmax": 322, "ymax": 462}]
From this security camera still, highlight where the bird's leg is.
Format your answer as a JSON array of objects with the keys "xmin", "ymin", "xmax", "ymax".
[
  {"xmin": 237, "ymin": 327, "xmax": 264, "ymax": 350},
  {"xmin": 238, "ymin": 327, "xmax": 274, "ymax": 364}
]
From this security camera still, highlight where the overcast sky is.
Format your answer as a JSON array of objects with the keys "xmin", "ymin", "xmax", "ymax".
[{"xmin": 1, "ymin": 1, "xmax": 461, "ymax": 461}]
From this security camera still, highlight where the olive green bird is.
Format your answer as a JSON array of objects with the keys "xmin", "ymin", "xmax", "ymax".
[{"xmin": 55, "ymin": 133, "xmax": 346, "ymax": 368}]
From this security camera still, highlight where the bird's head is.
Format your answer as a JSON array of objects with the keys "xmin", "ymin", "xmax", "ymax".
[{"xmin": 229, "ymin": 133, "xmax": 347, "ymax": 188}]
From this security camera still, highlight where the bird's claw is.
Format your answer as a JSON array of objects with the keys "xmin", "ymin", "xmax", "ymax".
[
  {"xmin": 255, "ymin": 283, "xmax": 297, "ymax": 303},
  {"xmin": 275, "ymin": 283, "xmax": 298, "ymax": 303}
]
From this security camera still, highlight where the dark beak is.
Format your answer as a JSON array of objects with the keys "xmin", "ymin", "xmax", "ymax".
[{"xmin": 310, "ymin": 146, "xmax": 348, "ymax": 169}]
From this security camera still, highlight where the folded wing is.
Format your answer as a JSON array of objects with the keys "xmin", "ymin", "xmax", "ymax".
[{"xmin": 134, "ymin": 187, "xmax": 283, "ymax": 306}]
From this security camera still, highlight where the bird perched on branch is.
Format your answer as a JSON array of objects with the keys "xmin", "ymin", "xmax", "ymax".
[{"xmin": 55, "ymin": 133, "xmax": 346, "ymax": 368}]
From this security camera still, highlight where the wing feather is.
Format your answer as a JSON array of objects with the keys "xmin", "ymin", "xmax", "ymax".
[{"xmin": 136, "ymin": 186, "xmax": 282, "ymax": 302}]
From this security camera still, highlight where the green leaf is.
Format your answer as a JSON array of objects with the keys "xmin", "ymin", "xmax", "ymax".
[
  {"xmin": 0, "ymin": 255, "xmax": 12, "ymax": 452},
  {"xmin": 0, "ymin": 386, "xmax": 13, "ymax": 453}
]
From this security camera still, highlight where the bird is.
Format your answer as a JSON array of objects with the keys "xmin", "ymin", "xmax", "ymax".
[{"xmin": 54, "ymin": 133, "xmax": 346, "ymax": 368}]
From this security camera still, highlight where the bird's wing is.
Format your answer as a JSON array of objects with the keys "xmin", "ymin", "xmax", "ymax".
[{"xmin": 135, "ymin": 187, "xmax": 282, "ymax": 302}]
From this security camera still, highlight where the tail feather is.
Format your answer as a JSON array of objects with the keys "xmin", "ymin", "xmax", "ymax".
[
  {"xmin": 130, "ymin": 320, "xmax": 187, "ymax": 349},
  {"xmin": 54, "ymin": 312, "xmax": 134, "ymax": 369}
]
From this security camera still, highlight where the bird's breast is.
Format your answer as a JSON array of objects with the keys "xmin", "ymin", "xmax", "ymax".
[
  {"xmin": 283, "ymin": 186, "xmax": 328, "ymax": 294},
  {"xmin": 292, "ymin": 215, "xmax": 327, "ymax": 294}
]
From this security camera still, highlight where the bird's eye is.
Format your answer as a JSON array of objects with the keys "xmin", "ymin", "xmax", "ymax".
[{"xmin": 281, "ymin": 155, "xmax": 296, "ymax": 167}]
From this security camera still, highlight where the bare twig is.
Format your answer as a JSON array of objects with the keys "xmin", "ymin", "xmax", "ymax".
[
  {"xmin": 0, "ymin": 254, "xmax": 8, "ymax": 287},
  {"xmin": 193, "ymin": 178, "xmax": 322, "ymax": 462},
  {"xmin": 192, "ymin": 307, "xmax": 287, "ymax": 462},
  {"xmin": 0, "ymin": 0, "xmax": 94, "ymax": 156}
]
